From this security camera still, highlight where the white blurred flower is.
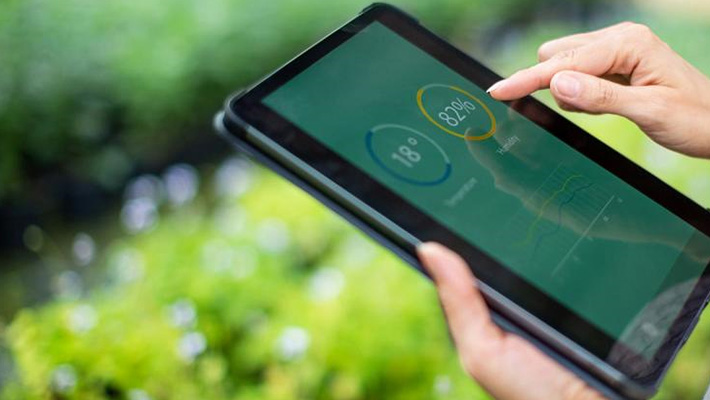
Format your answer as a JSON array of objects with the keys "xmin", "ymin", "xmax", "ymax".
[
  {"xmin": 121, "ymin": 197, "xmax": 158, "ymax": 233},
  {"xmin": 177, "ymin": 331, "xmax": 207, "ymax": 362},
  {"xmin": 688, "ymin": 175, "xmax": 710, "ymax": 202},
  {"xmin": 201, "ymin": 240, "xmax": 235, "ymax": 273},
  {"xmin": 433, "ymin": 375, "xmax": 452, "ymax": 396},
  {"xmin": 309, "ymin": 267, "xmax": 345, "ymax": 302},
  {"xmin": 256, "ymin": 219, "xmax": 290, "ymax": 253},
  {"xmin": 54, "ymin": 271, "xmax": 83, "ymax": 300},
  {"xmin": 163, "ymin": 164, "xmax": 199, "ymax": 207},
  {"xmin": 68, "ymin": 304, "xmax": 97, "ymax": 334},
  {"xmin": 214, "ymin": 157, "xmax": 253, "ymax": 199},
  {"xmin": 23, "ymin": 225, "xmax": 44, "ymax": 252},
  {"xmin": 201, "ymin": 241, "xmax": 257, "ymax": 279},
  {"xmin": 276, "ymin": 326, "xmax": 310, "ymax": 361},
  {"xmin": 128, "ymin": 389, "xmax": 153, "ymax": 400},
  {"xmin": 51, "ymin": 364, "xmax": 77, "ymax": 394},
  {"xmin": 232, "ymin": 248, "xmax": 257, "ymax": 280},
  {"xmin": 109, "ymin": 248, "xmax": 145, "ymax": 284},
  {"xmin": 341, "ymin": 235, "xmax": 376, "ymax": 267},
  {"xmin": 643, "ymin": 141, "xmax": 679, "ymax": 170},
  {"xmin": 212, "ymin": 206, "xmax": 247, "ymax": 237},
  {"xmin": 168, "ymin": 299, "xmax": 197, "ymax": 329},
  {"xmin": 124, "ymin": 174, "xmax": 164, "ymax": 204},
  {"xmin": 72, "ymin": 233, "xmax": 96, "ymax": 266}
]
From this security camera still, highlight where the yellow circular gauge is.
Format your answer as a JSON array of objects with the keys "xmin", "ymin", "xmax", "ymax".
[{"xmin": 416, "ymin": 84, "xmax": 497, "ymax": 141}]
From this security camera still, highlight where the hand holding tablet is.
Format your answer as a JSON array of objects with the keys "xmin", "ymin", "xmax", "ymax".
[
  {"xmin": 216, "ymin": 5, "xmax": 710, "ymax": 399},
  {"xmin": 423, "ymin": 21, "xmax": 710, "ymax": 400}
]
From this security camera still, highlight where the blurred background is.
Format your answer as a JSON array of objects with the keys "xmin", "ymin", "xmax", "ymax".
[{"xmin": 1, "ymin": 0, "xmax": 709, "ymax": 399}]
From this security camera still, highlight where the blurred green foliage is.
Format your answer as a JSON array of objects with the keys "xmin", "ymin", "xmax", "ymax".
[
  {"xmin": 1, "ymin": 166, "xmax": 489, "ymax": 399},
  {"xmin": 0, "ymin": 0, "xmax": 519, "ymax": 198}
]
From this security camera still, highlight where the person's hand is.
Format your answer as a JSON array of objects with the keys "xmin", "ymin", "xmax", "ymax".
[
  {"xmin": 417, "ymin": 242, "xmax": 605, "ymax": 400},
  {"xmin": 487, "ymin": 22, "xmax": 710, "ymax": 159}
]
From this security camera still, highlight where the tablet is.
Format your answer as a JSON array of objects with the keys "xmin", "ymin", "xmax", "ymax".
[{"xmin": 219, "ymin": 4, "xmax": 710, "ymax": 398}]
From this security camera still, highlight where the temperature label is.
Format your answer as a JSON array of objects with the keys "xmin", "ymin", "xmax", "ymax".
[
  {"xmin": 365, "ymin": 124, "xmax": 451, "ymax": 186},
  {"xmin": 391, "ymin": 136, "xmax": 422, "ymax": 168},
  {"xmin": 417, "ymin": 84, "xmax": 497, "ymax": 141}
]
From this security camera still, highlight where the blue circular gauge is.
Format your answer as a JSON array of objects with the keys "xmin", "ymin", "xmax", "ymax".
[{"xmin": 366, "ymin": 124, "xmax": 451, "ymax": 186}]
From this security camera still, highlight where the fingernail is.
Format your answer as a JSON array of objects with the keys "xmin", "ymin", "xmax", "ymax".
[
  {"xmin": 417, "ymin": 243, "xmax": 471, "ymax": 286},
  {"xmin": 417, "ymin": 242, "xmax": 437, "ymax": 260},
  {"xmin": 417, "ymin": 242, "xmax": 446, "ymax": 282},
  {"xmin": 417, "ymin": 242, "xmax": 442, "ymax": 269},
  {"xmin": 553, "ymin": 73, "xmax": 581, "ymax": 98},
  {"xmin": 486, "ymin": 80, "xmax": 506, "ymax": 94}
]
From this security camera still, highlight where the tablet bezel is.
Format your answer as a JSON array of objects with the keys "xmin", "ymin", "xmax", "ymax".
[{"xmin": 228, "ymin": 3, "xmax": 710, "ymax": 386}]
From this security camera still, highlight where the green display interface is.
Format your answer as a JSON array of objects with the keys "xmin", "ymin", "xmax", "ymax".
[{"xmin": 264, "ymin": 22, "xmax": 710, "ymax": 356}]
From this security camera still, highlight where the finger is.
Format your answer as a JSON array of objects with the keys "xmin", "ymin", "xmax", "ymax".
[
  {"xmin": 537, "ymin": 21, "xmax": 636, "ymax": 62},
  {"xmin": 418, "ymin": 244, "xmax": 604, "ymax": 400},
  {"xmin": 489, "ymin": 36, "xmax": 641, "ymax": 100},
  {"xmin": 417, "ymin": 243, "xmax": 502, "ymax": 352},
  {"xmin": 550, "ymin": 70, "xmax": 650, "ymax": 122}
]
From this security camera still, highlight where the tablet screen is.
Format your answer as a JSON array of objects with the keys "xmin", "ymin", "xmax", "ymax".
[{"xmin": 259, "ymin": 21, "xmax": 710, "ymax": 366}]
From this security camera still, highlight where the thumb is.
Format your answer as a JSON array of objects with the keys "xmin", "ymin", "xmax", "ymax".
[
  {"xmin": 416, "ymin": 243, "xmax": 501, "ymax": 352},
  {"xmin": 550, "ymin": 70, "xmax": 644, "ymax": 119}
]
